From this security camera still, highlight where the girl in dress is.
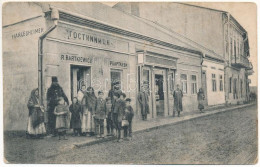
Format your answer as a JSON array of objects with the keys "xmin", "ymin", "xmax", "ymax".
[
  {"xmin": 54, "ymin": 97, "xmax": 70, "ymax": 140},
  {"xmin": 27, "ymin": 88, "xmax": 46, "ymax": 139}
]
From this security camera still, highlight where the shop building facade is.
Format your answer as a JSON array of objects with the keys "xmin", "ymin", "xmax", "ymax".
[{"xmin": 3, "ymin": 2, "xmax": 203, "ymax": 131}]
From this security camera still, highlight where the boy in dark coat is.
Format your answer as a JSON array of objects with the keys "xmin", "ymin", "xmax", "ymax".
[
  {"xmin": 105, "ymin": 97, "xmax": 113, "ymax": 136},
  {"xmin": 113, "ymin": 92, "xmax": 126, "ymax": 142},
  {"xmin": 94, "ymin": 91, "xmax": 106, "ymax": 138},
  {"xmin": 125, "ymin": 98, "xmax": 134, "ymax": 138},
  {"xmin": 69, "ymin": 97, "xmax": 82, "ymax": 136}
]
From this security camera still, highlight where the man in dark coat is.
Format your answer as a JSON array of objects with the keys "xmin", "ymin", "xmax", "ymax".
[
  {"xmin": 47, "ymin": 76, "xmax": 69, "ymax": 136},
  {"xmin": 138, "ymin": 83, "xmax": 149, "ymax": 120},
  {"xmin": 108, "ymin": 81, "xmax": 122, "ymax": 110},
  {"xmin": 173, "ymin": 84, "xmax": 183, "ymax": 117}
]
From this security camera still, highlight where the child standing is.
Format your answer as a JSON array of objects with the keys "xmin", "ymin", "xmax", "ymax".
[
  {"xmin": 94, "ymin": 91, "xmax": 106, "ymax": 138},
  {"xmin": 122, "ymin": 107, "xmax": 130, "ymax": 140},
  {"xmin": 114, "ymin": 93, "xmax": 126, "ymax": 142},
  {"xmin": 54, "ymin": 97, "xmax": 70, "ymax": 140},
  {"xmin": 105, "ymin": 97, "xmax": 113, "ymax": 136},
  {"xmin": 69, "ymin": 97, "xmax": 82, "ymax": 136},
  {"xmin": 125, "ymin": 98, "xmax": 134, "ymax": 138}
]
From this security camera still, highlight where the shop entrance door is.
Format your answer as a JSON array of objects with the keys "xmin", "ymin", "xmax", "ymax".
[
  {"xmin": 153, "ymin": 69, "xmax": 167, "ymax": 117},
  {"xmin": 155, "ymin": 74, "xmax": 164, "ymax": 116},
  {"xmin": 70, "ymin": 65, "xmax": 91, "ymax": 100}
]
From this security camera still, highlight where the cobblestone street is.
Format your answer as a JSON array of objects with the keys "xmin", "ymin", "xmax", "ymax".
[
  {"xmin": 4, "ymin": 104, "xmax": 257, "ymax": 164},
  {"xmin": 40, "ymin": 104, "xmax": 257, "ymax": 164}
]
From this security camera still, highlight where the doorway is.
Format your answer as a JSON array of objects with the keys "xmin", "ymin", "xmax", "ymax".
[
  {"xmin": 155, "ymin": 74, "xmax": 164, "ymax": 116},
  {"xmin": 70, "ymin": 65, "xmax": 91, "ymax": 100}
]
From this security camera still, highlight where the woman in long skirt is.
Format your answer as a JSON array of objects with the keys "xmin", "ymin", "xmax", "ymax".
[
  {"xmin": 81, "ymin": 87, "xmax": 96, "ymax": 136},
  {"xmin": 26, "ymin": 88, "xmax": 46, "ymax": 139},
  {"xmin": 197, "ymin": 88, "xmax": 205, "ymax": 113}
]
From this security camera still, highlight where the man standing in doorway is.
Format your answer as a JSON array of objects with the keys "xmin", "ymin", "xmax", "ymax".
[
  {"xmin": 138, "ymin": 81, "xmax": 150, "ymax": 120},
  {"xmin": 173, "ymin": 84, "xmax": 183, "ymax": 117},
  {"xmin": 47, "ymin": 76, "xmax": 69, "ymax": 136}
]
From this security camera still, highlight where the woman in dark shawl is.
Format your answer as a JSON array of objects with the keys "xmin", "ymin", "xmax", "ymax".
[
  {"xmin": 81, "ymin": 87, "xmax": 97, "ymax": 136},
  {"xmin": 27, "ymin": 88, "xmax": 46, "ymax": 138}
]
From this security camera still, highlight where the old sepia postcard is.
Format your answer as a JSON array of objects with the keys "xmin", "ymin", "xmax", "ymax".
[{"xmin": 2, "ymin": 1, "xmax": 258, "ymax": 165}]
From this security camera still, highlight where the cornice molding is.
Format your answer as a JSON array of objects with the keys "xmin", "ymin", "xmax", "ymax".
[{"xmin": 57, "ymin": 11, "xmax": 203, "ymax": 57}]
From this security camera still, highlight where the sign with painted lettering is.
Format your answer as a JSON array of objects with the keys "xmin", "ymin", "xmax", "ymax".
[
  {"xmin": 60, "ymin": 54, "xmax": 128, "ymax": 68},
  {"xmin": 50, "ymin": 23, "xmax": 129, "ymax": 53},
  {"xmin": 67, "ymin": 30, "xmax": 115, "ymax": 48},
  {"xmin": 110, "ymin": 61, "xmax": 128, "ymax": 68},
  {"xmin": 60, "ymin": 54, "xmax": 93, "ymax": 64},
  {"xmin": 11, "ymin": 28, "xmax": 44, "ymax": 39}
]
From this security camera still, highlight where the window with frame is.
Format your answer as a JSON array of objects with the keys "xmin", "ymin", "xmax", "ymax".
[
  {"xmin": 191, "ymin": 75, "xmax": 197, "ymax": 94},
  {"xmin": 212, "ymin": 74, "xmax": 217, "ymax": 92},
  {"xmin": 229, "ymin": 77, "xmax": 232, "ymax": 93},
  {"xmin": 111, "ymin": 69, "xmax": 122, "ymax": 89},
  {"xmin": 240, "ymin": 80, "xmax": 243, "ymax": 97},
  {"xmin": 181, "ymin": 74, "xmax": 187, "ymax": 94},
  {"xmin": 230, "ymin": 37, "xmax": 233, "ymax": 56},
  {"xmin": 219, "ymin": 75, "xmax": 224, "ymax": 91}
]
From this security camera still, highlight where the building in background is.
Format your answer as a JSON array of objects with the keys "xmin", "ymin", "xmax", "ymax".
[{"xmin": 113, "ymin": 2, "xmax": 253, "ymax": 105}]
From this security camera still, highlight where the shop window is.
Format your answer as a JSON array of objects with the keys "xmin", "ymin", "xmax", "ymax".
[
  {"xmin": 111, "ymin": 69, "xmax": 122, "ymax": 89},
  {"xmin": 212, "ymin": 74, "xmax": 217, "ymax": 92},
  {"xmin": 219, "ymin": 75, "xmax": 223, "ymax": 91},
  {"xmin": 142, "ymin": 69, "xmax": 150, "ymax": 92},
  {"xmin": 229, "ymin": 77, "xmax": 232, "ymax": 93},
  {"xmin": 191, "ymin": 75, "xmax": 197, "ymax": 94},
  {"xmin": 168, "ymin": 71, "xmax": 175, "ymax": 92},
  {"xmin": 181, "ymin": 74, "xmax": 187, "ymax": 94}
]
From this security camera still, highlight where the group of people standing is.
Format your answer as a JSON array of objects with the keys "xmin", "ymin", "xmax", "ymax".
[
  {"xmin": 26, "ymin": 77, "xmax": 204, "ymax": 140},
  {"xmin": 26, "ymin": 77, "xmax": 135, "ymax": 142}
]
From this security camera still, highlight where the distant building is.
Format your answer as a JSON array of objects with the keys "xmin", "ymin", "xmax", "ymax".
[{"xmin": 114, "ymin": 2, "xmax": 253, "ymax": 105}]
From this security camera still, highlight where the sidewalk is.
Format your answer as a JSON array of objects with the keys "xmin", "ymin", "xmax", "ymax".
[{"xmin": 4, "ymin": 102, "xmax": 256, "ymax": 163}]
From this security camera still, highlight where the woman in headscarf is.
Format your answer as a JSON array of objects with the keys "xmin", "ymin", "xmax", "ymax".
[
  {"xmin": 81, "ymin": 87, "xmax": 97, "ymax": 136},
  {"xmin": 197, "ymin": 88, "xmax": 205, "ymax": 113},
  {"xmin": 26, "ymin": 88, "xmax": 46, "ymax": 139}
]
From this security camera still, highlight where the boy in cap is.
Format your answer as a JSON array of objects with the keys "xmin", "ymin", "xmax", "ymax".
[
  {"xmin": 125, "ymin": 98, "xmax": 134, "ymax": 139},
  {"xmin": 113, "ymin": 92, "xmax": 126, "ymax": 142},
  {"xmin": 94, "ymin": 90, "xmax": 106, "ymax": 138}
]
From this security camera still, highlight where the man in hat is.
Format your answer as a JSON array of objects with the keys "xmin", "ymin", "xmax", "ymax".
[
  {"xmin": 108, "ymin": 81, "xmax": 122, "ymax": 135},
  {"xmin": 108, "ymin": 81, "xmax": 122, "ymax": 110},
  {"xmin": 47, "ymin": 76, "xmax": 69, "ymax": 136},
  {"xmin": 138, "ymin": 81, "xmax": 150, "ymax": 120},
  {"xmin": 173, "ymin": 84, "xmax": 183, "ymax": 117}
]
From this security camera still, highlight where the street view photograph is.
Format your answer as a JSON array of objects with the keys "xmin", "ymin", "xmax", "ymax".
[{"xmin": 2, "ymin": 1, "xmax": 258, "ymax": 165}]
